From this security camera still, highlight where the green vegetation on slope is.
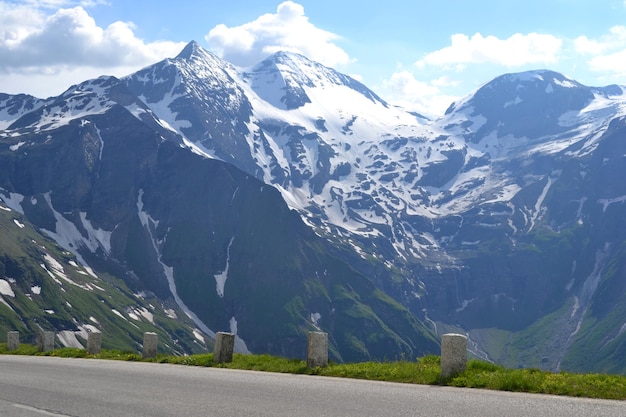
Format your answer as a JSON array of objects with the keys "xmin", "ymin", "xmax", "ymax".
[{"xmin": 0, "ymin": 206, "xmax": 206, "ymax": 354}]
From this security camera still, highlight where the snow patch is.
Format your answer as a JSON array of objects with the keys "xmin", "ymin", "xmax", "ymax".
[
  {"xmin": 598, "ymin": 195, "xmax": 626, "ymax": 213},
  {"xmin": 111, "ymin": 309, "xmax": 127, "ymax": 320},
  {"xmin": 504, "ymin": 96, "xmax": 523, "ymax": 107},
  {"xmin": 0, "ymin": 192, "xmax": 24, "ymax": 214},
  {"xmin": 193, "ymin": 329, "xmax": 205, "ymax": 342},
  {"xmin": 567, "ymin": 243, "xmax": 611, "ymax": 345},
  {"xmin": 42, "ymin": 253, "xmax": 91, "ymax": 290},
  {"xmin": 214, "ymin": 237, "xmax": 235, "ymax": 298},
  {"xmin": 553, "ymin": 78, "xmax": 577, "ymax": 88},
  {"xmin": 456, "ymin": 298, "xmax": 477, "ymax": 312},
  {"xmin": 310, "ymin": 312, "xmax": 321, "ymax": 325},
  {"xmin": 39, "ymin": 193, "xmax": 98, "ymax": 277},
  {"xmin": 31, "ymin": 285, "xmax": 41, "ymax": 295},
  {"xmin": 527, "ymin": 177, "xmax": 553, "ymax": 232},
  {"xmin": 140, "ymin": 307, "xmax": 154, "ymax": 323},
  {"xmin": 9, "ymin": 141, "xmax": 26, "ymax": 151},
  {"xmin": 57, "ymin": 331, "xmax": 84, "ymax": 349},
  {"xmin": 229, "ymin": 316, "xmax": 238, "ymax": 334},
  {"xmin": 127, "ymin": 310, "xmax": 140, "ymax": 321},
  {"xmin": 79, "ymin": 212, "xmax": 112, "ymax": 254},
  {"xmin": 0, "ymin": 279, "xmax": 15, "ymax": 297}
]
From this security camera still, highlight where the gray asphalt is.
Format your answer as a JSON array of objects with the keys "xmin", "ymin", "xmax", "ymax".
[{"xmin": 0, "ymin": 355, "xmax": 624, "ymax": 416}]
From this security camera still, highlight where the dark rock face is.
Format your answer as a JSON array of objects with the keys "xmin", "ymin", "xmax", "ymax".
[{"xmin": 2, "ymin": 42, "xmax": 626, "ymax": 372}]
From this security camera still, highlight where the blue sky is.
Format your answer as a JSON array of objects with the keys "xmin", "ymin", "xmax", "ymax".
[{"xmin": 2, "ymin": 0, "xmax": 626, "ymax": 115}]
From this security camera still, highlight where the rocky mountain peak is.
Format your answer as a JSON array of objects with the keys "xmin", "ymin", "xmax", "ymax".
[
  {"xmin": 173, "ymin": 40, "xmax": 233, "ymax": 73},
  {"xmin": 175, "ymin": 40, "xmax": 204, "ymax": 60},
  {"xmin": 442, "ymin": 69, "xmax": 597, "ymax": 144},
  {"xmin": 244, "ymin": 50, "xmax": 387, "ymax": 110},
  {"xmin": 447, "ymin": 70, "xmax": 592, "ymax": 115}
]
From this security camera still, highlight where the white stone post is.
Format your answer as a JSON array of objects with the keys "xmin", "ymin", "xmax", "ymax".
[
  {"xmin": 142, "ymin": 332, "xmax": 158, "ymax": 359},
  {"xmin": 39, "ymin": 331, "xmax": 54, "ymax": 352},
  {"xmin": 307, "ymin": 331, "xmax": 328, "ymax": 368},
  {"xmin": 87, "ymin": 331, "xmax": 102, "ymax": 355},
  {"xmin": 7, "ymin": 331, "xmax": 19, "ymax": 351},
  {"xmin": 441, "ymin": 333, "xmax": 467, "ymax": 379},
  {"xmin": 214, "ymin": 332, "xmax": 235, "ymax": 364}
]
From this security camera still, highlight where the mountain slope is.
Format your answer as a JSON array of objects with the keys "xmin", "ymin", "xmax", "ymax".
[
  {"xmin": 3, "ymin": 42, "xmax": 626, "ymax": 371},
  {"xmin": 0, "ymin": 194, "xmax": 206, "ymax": 353},
  {"xmin": 0, "ymin": 73, "xmax": 439, "ymax": 361},
  {"xmin": 426, "ymin": 72, "xmax": 626, "ymax": 371}
]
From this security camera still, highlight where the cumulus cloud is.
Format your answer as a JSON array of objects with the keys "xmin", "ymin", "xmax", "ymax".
[
  {"xmin": 416, "ymin": 32, "xmax": 562, "ymax": 68},
  {"xmin": 380, "ymin": 71, "xmax": 459, "ymax": 117},
  {"xmin": 588, "ymin": 50, "xmax": 626, "ymax": 74},
  {"xmin": 0, "ymin": 5, "xmax": 184, "ymax": 70},
  {"xmin": 575, "ymin": 26, "xmax": 626, "ymax": 76},
  {"xmin": 0, "ymin": 1, "xmax": 184, "ymax": 96},
  {"xmin": 205, "ymin": 1, "xmax": 351, "ymax": 68},
  {"xmin": 575, "ymin": 26, "xmax": 626, "ymax": 55}
]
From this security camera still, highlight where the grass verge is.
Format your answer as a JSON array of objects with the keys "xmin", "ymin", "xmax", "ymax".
[{"xmin": 1, "ymin": 344, "xmax": 625, "ymax": 400}]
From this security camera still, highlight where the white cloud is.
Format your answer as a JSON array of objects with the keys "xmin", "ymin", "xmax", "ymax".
[
  {"xmin": 575, "ymin": 26, "xmax": 626, "ymax": 55},
  {"xmin": 0, "ymin": 2, "xmax": 184, "ymax": 96},
  {"xmin": 205, "ymin": 1, "xmax": 351, "ymax": 68},
  {"xmin": 574, "ymin": 26, "xmax": 626, "ymax": 77},
  {"xmin": 416, "ymin": 32, "xmax": 562, "ymax": 68},
  {"xmin": 0, "ymin": 6, "xmax": 184, "ymax": 69},
  {"xmin": 587, "ymin": 50, "xmax": 626, "ymax": 75},
  {"xmin": 0, "ymin": 0, "xmax": 184, "ymax": 97},
  {"xmin": 380, "ymin": 70, "xmax": 459, "ymax": 117}
]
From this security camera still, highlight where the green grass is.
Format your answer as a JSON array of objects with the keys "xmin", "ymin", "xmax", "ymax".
[
  {"xmin": 448, "ymin": 360, "xmax": 626, "ymax": 400},
  {"xmin": 2, "ymin": 345, "xmax": 625, "ymax": 400}
]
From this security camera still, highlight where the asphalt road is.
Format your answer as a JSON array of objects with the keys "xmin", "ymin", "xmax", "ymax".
[{"xmin": 0, "ymin": 355, "xmax": 624, "ymax": 417}]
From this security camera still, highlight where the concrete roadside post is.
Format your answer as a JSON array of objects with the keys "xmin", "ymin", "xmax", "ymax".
[
  {"xmin": 38, "ymin": 331, "xmax": 55, "ymax": 352},
  {"xmin": 214, "ymin": 332, "xmax": 235, "ymax": 364},
  {"xmin": 87, "ymin": 331, "xmax": 102, "ymax": 355},
  {"xmin": 7, "ymin": 331, "xmax": 19, "ymax": 351},
  {"xmin": 307, "ymin": 331, "xmax": 328, "ymax": 368},
  {"xmin": 441, "ymin": 333, "xmax": 467, "ymax": 379},
  {"xmin": 142, "ymin": 332, "xmax": 158, "ymax": 359},
  {"xmin": 36, "ymin": 331, "xmax": 54, "ymax": 352}
]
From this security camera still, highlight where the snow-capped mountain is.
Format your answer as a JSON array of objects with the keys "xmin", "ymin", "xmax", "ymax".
[
  {"xmin": 0, "ymin": 66, "xmax": 438, "ymax": 362},
  {"xmin": 123, "ymin": 42, "xmax": 460, "ymax": 266},
  {"xmin": 2, "ymin": 41, "xmax": 626, "ymax": 372}
]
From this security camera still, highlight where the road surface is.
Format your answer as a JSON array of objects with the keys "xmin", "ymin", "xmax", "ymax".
[{"xmin": 0, "ymin": 355, "xmax": 624, "ymax": 416}]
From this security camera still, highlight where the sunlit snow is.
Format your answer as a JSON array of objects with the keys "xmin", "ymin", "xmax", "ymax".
[
  {"xmin": 214, "ymin": 237, "xmax": 234, "ymax": 298},
  {"xmin": 57, "ymin": 331, "xmax": 84, "ymax": 349},
  {"xmin": 9, "ymin": 141, "xmax": 26, "ymax": 151},
  {"xmin": 0, "ymin": 279, "xmax": 15, "ymax": 297},
  {"xmin": 599, "ymin": 195, "xmax": 626, "ymax": 213},
  {"xmin": 0, "ymin": 191, "xmax": 24, "ymax": 214}
]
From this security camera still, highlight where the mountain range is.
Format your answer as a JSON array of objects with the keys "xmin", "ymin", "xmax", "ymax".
[{"xmin": 1, "ymin": 41, "xmax": 626, "ymax": 373}]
